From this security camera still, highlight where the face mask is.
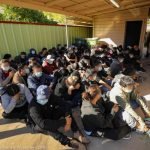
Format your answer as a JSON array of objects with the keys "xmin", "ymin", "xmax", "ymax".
[
  {"xmin": 25, "ymin": 68, "xmax": 30, "ymax": 74},
  {"xmin": 37, "ymin": 99, "xmax": 48, "ymax": 105},
  {"xmin": 35, "ymin": 72, "xmax": 42, "ymax": 77},
  {"xmin": 31, "ymin": 51, "xmax": 35, "ymax": 54},
  {"xmin": 2, "ymin": 66, "xmax": 10, "ymax": 71},
  {"xmin": 21, "ymin": 55, "xmax": 26, "ymax": 59}
]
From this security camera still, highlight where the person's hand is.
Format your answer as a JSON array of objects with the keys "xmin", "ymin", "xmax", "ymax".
[
  {"xmin": 9, "ymin": 70, "xmax": 15, "ymax": 78},
  {"xmin": 69, "ymin": 85, "xmax": 75, "ymax": 90},
  {"xmin": 74, "ymin": 83, "xmax": 80, "ymax": 89},
  {"xmin": 112, "ymin": 104, "xmax": 119, "ymax": 113},
  {"xmin": 12, "ymin": 93, "xmax": 20, "ymax": 101}
]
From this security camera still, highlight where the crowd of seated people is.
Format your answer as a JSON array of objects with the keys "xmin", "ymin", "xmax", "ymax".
[{"xmin": 0, "ymin": 44, "xmax": 150, "ymax": 149}]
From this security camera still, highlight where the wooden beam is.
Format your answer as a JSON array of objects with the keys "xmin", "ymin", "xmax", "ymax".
[
  {"xmin": 90, "ymin": 1, "xmax": 150, "ymax": 16},
  {"xmin": 0, "ymin": 0, "xmax": 92, "ymax": 20},
  {"xmin": 45, "ymin": 0, "xmax": 67, "ymax": 6}
]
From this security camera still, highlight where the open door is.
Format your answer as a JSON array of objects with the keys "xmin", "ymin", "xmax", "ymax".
[{"xmin": 124, "ymin": 21, "xmax": 143, "ymax": 49}]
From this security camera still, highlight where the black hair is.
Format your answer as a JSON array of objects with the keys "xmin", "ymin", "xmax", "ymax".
[
  {"xmin": 18, "ymin": 63, "xmax": 27, "ymax": 71},
  {"xmin": 3, "ymin": 54, "xmax": 12, "ymax": 59},
  {"xmin": 20, "ymin": 52, "xmax": 26, "ymax": 55},
  {"xmin": 5, "ymin": 84, "xmax": 20, "ymax": 96}
]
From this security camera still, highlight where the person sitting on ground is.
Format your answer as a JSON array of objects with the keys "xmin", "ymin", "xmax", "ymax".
[
  {"xmin": 110, "ymin": 76, "xmax": 150, "ymax": 133},
  {"xmin": 0, "ymin": 59, "xmax": 15, "ymax": 87},
  {"xmin": 28, "ymin": 85, "xmax": 86, "ymax": 149},
  {"xmin": 27, "ymin": 64, "xmax": 54, "ymax": 95},
  {"xmin": 0, "ymin": 83, "xmax": 33, "ymax": 119},
  {"xmin": 81, "ymin": 85, "xmax": 132, "ymax": 140},
  {"xmin": 110, "ymin": 54, "xmax": 124, "ymax": 77},
  {"xmin": 54, "ymin": 75, "xmax": 90, "ymax": 144}
]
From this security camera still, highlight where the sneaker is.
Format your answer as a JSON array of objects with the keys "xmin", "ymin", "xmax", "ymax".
[
  {"xmin": 123, "ymin": 134, "xmax": 131, "ymax": 140},
  {"xmin": 74, "ymin": 131, "xmax": 90, "ymax": 144},
  {"xmin": 90, "ymin": 131, "xmax": 104, "ymax": 138},
  {"xmin": 69, "ymin": 139, "xmax": 87, "ymax": 150}
]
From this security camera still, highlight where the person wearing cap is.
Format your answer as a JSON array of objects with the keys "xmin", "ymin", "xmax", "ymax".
[
  {"xmin": 42, "ymin": 54, "xmax": 57, "ymax": 75},
  {"xmin": 27, "ymin": 64, "xmax": 54, "ymax": 95},
  {"xmin": 28, "ymin": 85, "xmax": 86, "ymax": 149},
  {"xmin": 110, "ymin": 76, "xmax": 150, "ymax": 134}
]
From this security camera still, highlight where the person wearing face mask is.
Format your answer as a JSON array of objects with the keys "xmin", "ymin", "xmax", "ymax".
[
  {"xmin": 126, "ymin": 52, "xmax": 146, "ymax": 72},
  {"xmin": 27, "ymin": 64, "xmax": 54, "ymax": 95},
  {"xmin": 28, "ymin": 85, "xmax": 86, "ymax": 149},
  {"xmin": 0, "ymin": 59, "xmax": 16, "ymax": 87},
  {"xmin": 110, "ymin": 54, "xmax": 124, "ymax": 77},
  {"xmin": 93, "ymin": 61, "xmax": 112, "ymax": 93},
  {"xmin": 0, "ymin": 83, "xmax": 33, "ymax": 119},
  {"xmin": 27, "ymin": 48, "xmax": 40, "ymax": 63},
  {"xmin": 110, "ymin": 76, "xmax": 150, "ymax": 133},
  {"xmin": 42, "ymin": 55, "xmax": 57, "ymax": 75},
  {"xmin": 14, "ymin": 52, "xmax": 27, "ymax": 64},
  {"xmin": 13, "ymin": 63, "xmax": 30, "ymax": 85},
  {"xmin": 3, "ymin": 53, "xmax": 18, "ymax": 70}
]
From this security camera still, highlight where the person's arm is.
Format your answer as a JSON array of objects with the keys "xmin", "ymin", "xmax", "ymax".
[
  {"xmin": 99, "ymin": 80, "xmax": 112, "ymax": 90},
  {"xmin": 137, "ymin": 96, "xmax": 150, "ymax": 117},
  {"xmin": 29, "ymin": 106, "xmax": 66, "ymax": 132},
  {"xmin": 1, "ymin": 95, "xmax": 17, "ymax": 113},
  {"xmin": 23, "ymin": 84, "xmax": 33, "ymax": 103},
  {"xmin": 0, "ymin": 71, "xmax": 14, "ymax": 87},
  {"xmin": 27, "ymin": 76, "xmax": 38, "ymax": 94}
]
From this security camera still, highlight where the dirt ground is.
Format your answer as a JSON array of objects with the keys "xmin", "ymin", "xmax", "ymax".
[{"xmin": 0, "ymin": 59, "xmax": 150, "ymax": 150}]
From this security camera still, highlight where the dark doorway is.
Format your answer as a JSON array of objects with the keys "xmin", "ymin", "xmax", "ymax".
[{"xmin": 124, "ymin": 21, "xmax": 143, "ymax": 49}]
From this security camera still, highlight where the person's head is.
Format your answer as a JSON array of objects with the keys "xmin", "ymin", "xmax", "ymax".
[
  {"xmin": 32, "ymin": 64, "xmax": 43, "ymax": 77},
  {"xmin": 40, "ymin": 47, "xmax": 47, "ymax": 56},
  {"xmin": 94, "ymin": 61, "xmax": 103, "ymax": 72},
  {"xmin": 28, "ymin": 57, "xmax": 37, "ymax": 66},
  {"xmin": 5, "ymin": 84, "xmax": 20, "ymax": 96},
  {"xmin": 0, "ymin": 59, "xmax": 10, "ymax": 72},
  {"xmin": 18, "ymin": 63, "xmax": 30, "ymax": 76},
  {"xmin": 66, "ymin": 75, "xmax": 80, "ymax": 89},
  {"xmin": 119, "ymin": 76, "xmax": 135, "ymax": 93},
  {"xmin": 46, "ymin": 55, "xmax": 55, "ymax": 64},
  {"xmin": 87, "ymin": 84, "xmax": 101, "ymax": 98},
  {"xmin": 82, "ymin": 84, "xmax": 101, "ymax": 101},
  {"xmin": 118, "ymin": 55, "xmax": 124, "ymax": 63},
  {"xmin": 3, "ymin": 54, "xmax": 12, "ymax": 61},
  {"xmin": 36, "ymin": 85, "xmax": 50, "ymax": 105},
  {"xmin": 123, "ymin": 67, "xmax": 137, "ymax": 80},
  {"xmin": 20, "ymin": 52, "xmax": 26, "ymax": 59},
  {"xmin": 85, "ymin": 69, "xmax": 96, "ymax": 81},
  {"xmin": 30, "ymin": 48, "xmax": 36, "ymax": 55}
]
